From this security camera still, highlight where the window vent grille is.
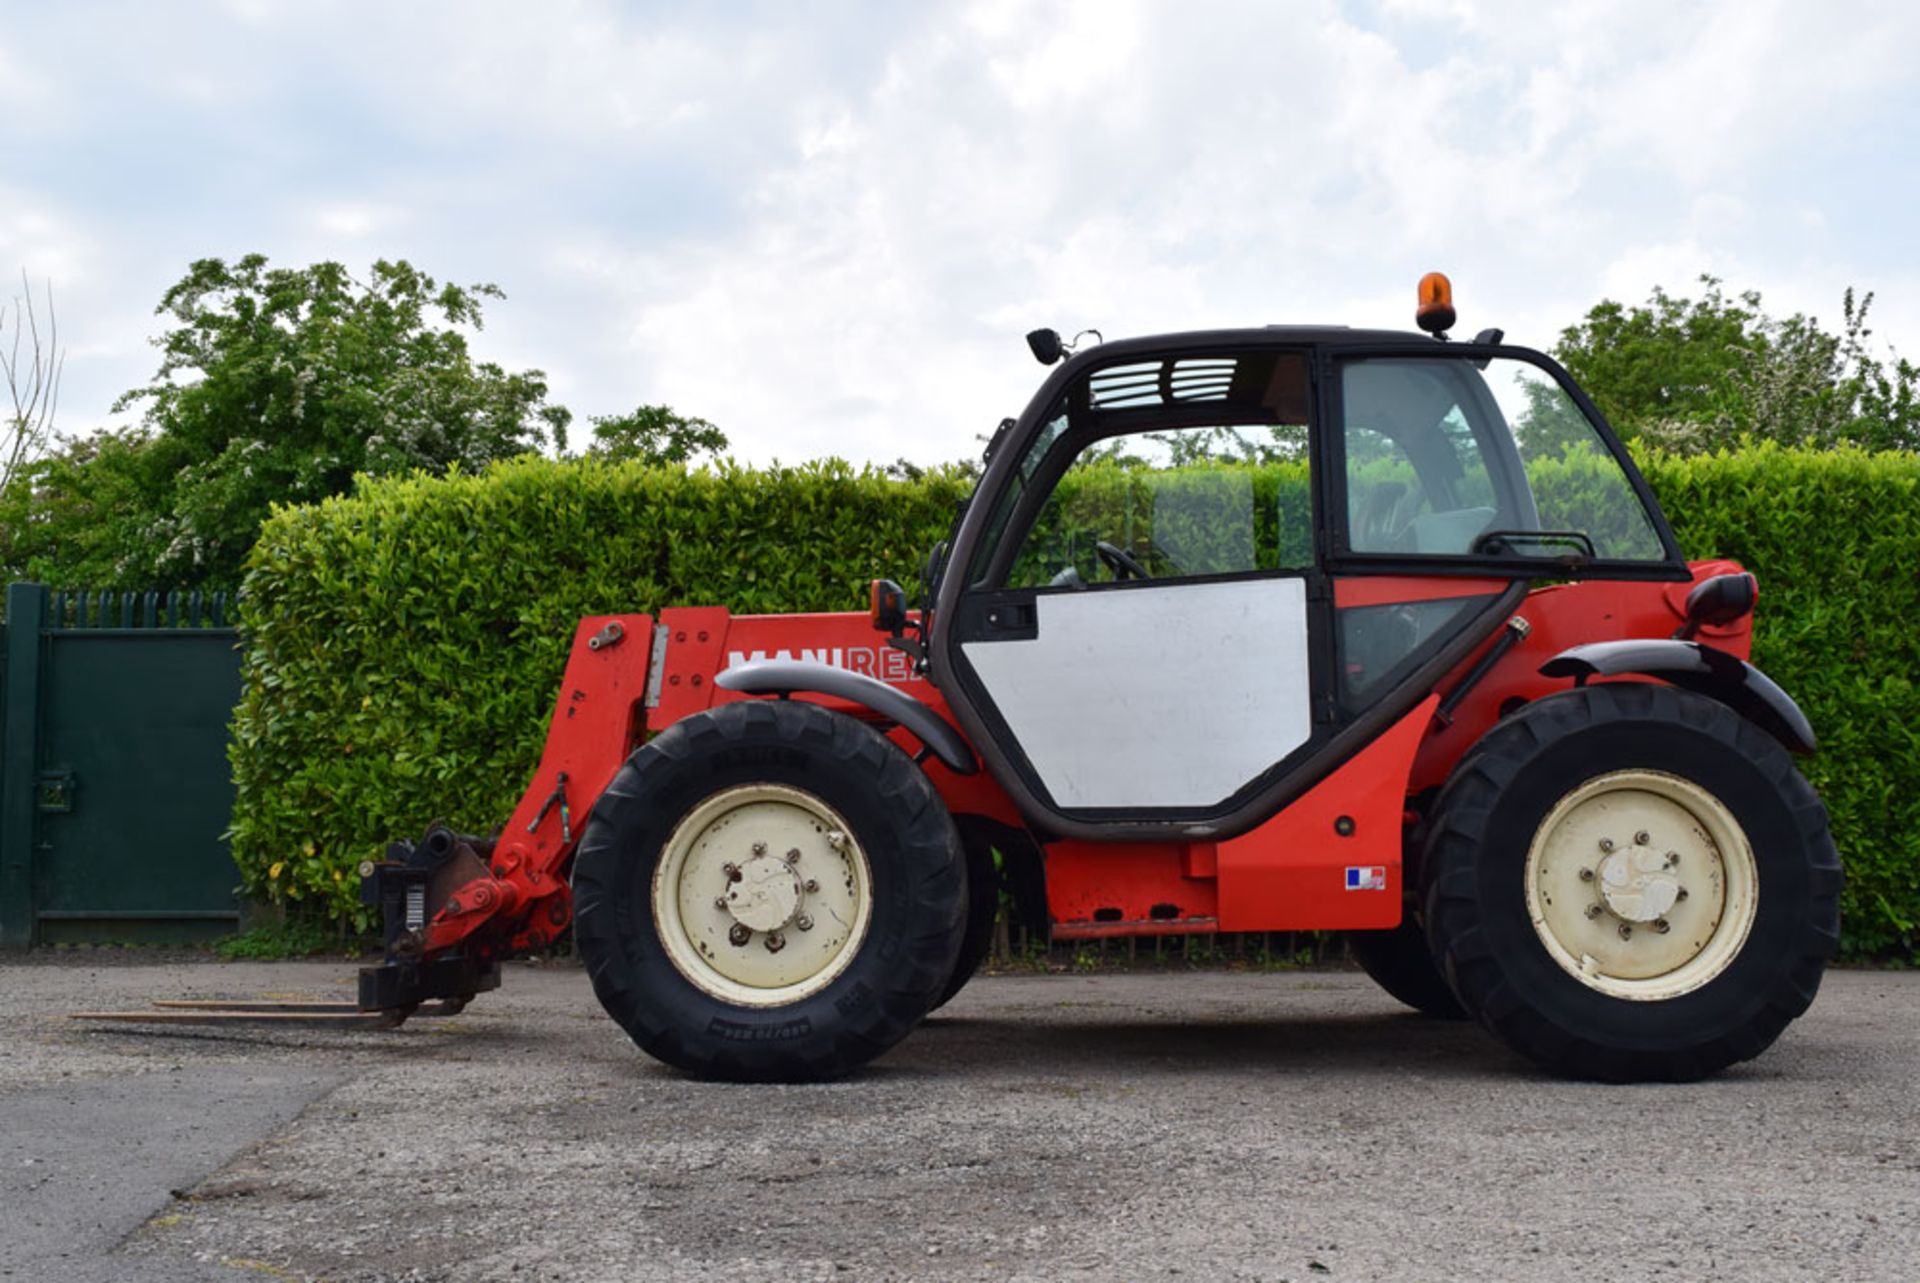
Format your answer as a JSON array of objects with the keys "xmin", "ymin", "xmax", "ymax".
[{"xmin": 1088, "ymin": 358, "xmax": 1237, "ymax": 409}]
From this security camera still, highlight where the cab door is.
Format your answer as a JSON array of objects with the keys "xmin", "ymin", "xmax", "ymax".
[
  {"xmin": 1326, "ymin": 350, "xmax": 1682, "ymax": 720},
  {"xmin": 941, "ymin": 346, "xmax": 1330, "ymax": 822}
]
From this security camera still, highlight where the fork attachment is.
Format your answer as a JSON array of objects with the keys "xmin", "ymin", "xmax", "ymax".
[
  {"xmin": 73, "ymin": 825, "xmax": 501, "ymax": 1030},
  {"xmin": 355, "ymin": 823, "xmax": 505, "ymax": 1012}
]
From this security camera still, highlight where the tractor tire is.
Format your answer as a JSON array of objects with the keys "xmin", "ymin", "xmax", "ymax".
[
  {"xmin": 1422, "ymin": 683, "xmax": 1840, "ymax": 1082},
  {"xmin": 1346, "ymin": 921, "xmax": 1466, "ymax": 1018},
  {"xmin": 571, "ymin": 700, "xmax": 967, "ymax": 1082},
  {"xmin": 931, "ymin": 827, "xmax": 1001, "ymax": 1011}
]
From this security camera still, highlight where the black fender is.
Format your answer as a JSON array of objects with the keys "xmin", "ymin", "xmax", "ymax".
[
  {"xmin": 714, "ymin": 659, "xmax": 978, "ymax": 775},
  {"xmin": 1539, "ymin": 640, "xmax": 1816, "ymax": 755}
]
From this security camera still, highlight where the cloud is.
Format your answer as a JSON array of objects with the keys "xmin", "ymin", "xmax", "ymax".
[
  {"xmin": 1, "ymin": 0, "xmax": 1914, "ymax": 462},
  {"xmin": 0, "ymin": 189, "xmax": 92, "ymax": 288},
  {"xmin": 308, "ymin": 203, "xmax": 406, "ymax": 240}
]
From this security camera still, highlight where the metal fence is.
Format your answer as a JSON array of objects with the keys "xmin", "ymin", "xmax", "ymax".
[{"xmin": 0, "ymin": 583, "xmax": 243, "ymax": 946}]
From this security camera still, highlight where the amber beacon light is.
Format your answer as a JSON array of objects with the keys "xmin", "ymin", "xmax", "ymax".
[{"xmin": 1415, "ymin": 271, "xmax": 1456, "ymax": 336}]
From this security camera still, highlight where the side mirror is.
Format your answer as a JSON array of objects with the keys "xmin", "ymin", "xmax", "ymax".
[
  {"xmin": 1026, "ymin": 328, "xmax": 1064, "ymax": 365},
  {"xmin": 919, "ymin": 540, "xmax": 949, "ymax": 601},
  {"xmin": 869, "ymin": 578, "xmax": 907, "ymax": 635},
  {"xmin": 1676, "ymin": 572, "xmax": 1756, "ymax": 640}
]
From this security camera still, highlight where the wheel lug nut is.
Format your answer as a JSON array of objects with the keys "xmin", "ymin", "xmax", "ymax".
[
  {"xmin": 786, "ymin": 847, "xmax": 802, "ymax": 865},
  {"xmin": 1579, "ymin": 867, "xmax": 1594, "ymax": 882},
  {"xmin": 765, "ymin": 932, "xmax": 785, "ymax": 953},
  {"xmin": 752, "ymin": 842, "xmax": 767, "ymax": 856},
  {"xmin": 795, "ymin": 914, "xmax": 813, "ymax": 932},
  {"xmin": 714, "ymin": 896, "xmax": 729, "ymax": 911},
  {"xmin": 1598, "ymin": 838, "xmax": 1615, "ymax": 853},
  {"xmin": 728, "ymin": 924, "xmax": 751, "ymax": 946},
  {"xmin": 723, "ymin": 862, "xmax": 741, "ymax": 881},
  {"xmin": 804, "ymin": 878, "xmax": 820, "ymax": 893},
  {"xmin": 1655, "ymin": 919, "xmax": 1671, "ymax": 934},
  {"xmin": 1634, "ymin": 831, "xmax": 1650, "ymax": 846},
  {"xmin": 1618, "ymin": 923, "xmax": 1633, "ymax": 940},
  {"xmin": 1586, "ymin": 904, "xmax": 1604, "ymax": 919}
]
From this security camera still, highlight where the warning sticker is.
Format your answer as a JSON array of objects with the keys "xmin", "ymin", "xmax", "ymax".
[{"xmin": 1344, "ymin": 866, "xmax": 1387, "ymax": 892}]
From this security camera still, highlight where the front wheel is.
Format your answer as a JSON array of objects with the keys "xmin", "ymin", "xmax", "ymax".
[
  {"xmin": 571, "ymin": 700, "xmax": 966, "ymax": 1082},
  {"xmin": 1423, "ymin": 684, "xmax": 1840, "ymax": 1082}
]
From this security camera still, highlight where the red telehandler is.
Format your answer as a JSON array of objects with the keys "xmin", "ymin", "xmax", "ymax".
[{"xmin": 84, "ymin": 276, "xmax": 1840, "ymax": 1082}]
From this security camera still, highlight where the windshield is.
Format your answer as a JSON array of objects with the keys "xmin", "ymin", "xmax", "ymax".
[{"xmin": 967, "ymin": 408, "xmax": 1069, "ymax": 584}]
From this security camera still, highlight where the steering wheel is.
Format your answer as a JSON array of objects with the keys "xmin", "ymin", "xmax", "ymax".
[{"xmin": 1095, "ymin": 539, "xmax": 1151, "ymax": 581}]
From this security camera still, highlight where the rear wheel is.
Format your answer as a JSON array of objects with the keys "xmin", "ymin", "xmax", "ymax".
[
  {"xmin": 572, "ymin": 700, "xmax": 966, "ymax": 1081},
  {"xmin": 1347, "ymin": 921, "xmax": 1465, "ymax": 1018},
  {"xmin": 932, "ymin": 823, "xmax": 1002, "ymax": 1011},
  {"xmin": 1423, "ymin": 684, "xmax": 1840, "ymax": 1081}
]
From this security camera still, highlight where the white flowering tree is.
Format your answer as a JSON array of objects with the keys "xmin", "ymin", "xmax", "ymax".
[{"xmin": 2, "ymin": 255, "xmax": 570, "ymax": 589}]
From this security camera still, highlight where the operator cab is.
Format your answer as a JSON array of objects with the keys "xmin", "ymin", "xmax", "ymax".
[{"xmin": 927, "ymin": 276, "xmax": 1686, "ymax": 839}]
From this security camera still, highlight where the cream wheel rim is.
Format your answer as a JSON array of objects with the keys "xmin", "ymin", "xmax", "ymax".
[
  {"xmin": 1523, "ymin": 769, "xmax": 1757, "ymax": 1001},
  {"xmin": 652, "ymin": 783, "xmax": 873, "ymax": 1007}
]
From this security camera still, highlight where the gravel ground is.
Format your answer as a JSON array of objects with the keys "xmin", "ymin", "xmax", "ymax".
[{"xmin": 1, "ymin": 957, "xmax": 1915, "ymax": 1282}]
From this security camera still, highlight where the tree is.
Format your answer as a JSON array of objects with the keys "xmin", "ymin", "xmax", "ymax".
[
  {"xmin": 1553, "ymin": 276, "xmax": 1920, "ymax": 454},
  {"xmin": 1552, "ymin": 278, "xmax": 1760, "ymax": 432},
  {"xmin": 2, "ymin": 272, "xmax": 62, "ymax": 495},
  {"xmin": 583, "ymin": 403, "xmax": 727, "ymax": 465},
  {"xmin": 3, "ymin": 255, "xmax": 572, "ymax": 589},
  {"xmin": 0, "ymin": 428, "xmax": 176, "ymax": 587}
]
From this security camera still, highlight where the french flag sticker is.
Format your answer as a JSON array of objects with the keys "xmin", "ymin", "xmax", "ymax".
[{"xmin": 1345, "ymin": 866, "xmax": 1387, "ymax": 891}]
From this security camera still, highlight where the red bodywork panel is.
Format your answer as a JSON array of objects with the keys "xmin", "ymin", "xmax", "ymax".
[
  {"xmin": 420, "ymin": 561, "xmax": 1754, "ymax": 957},
  {"xmin": 1214, "ymin": 694, "xmax": 1435, "ymax": 932},
  {"xmin": 1404, "ymin": 559, "xmax": 1752, "ymax": 797}
]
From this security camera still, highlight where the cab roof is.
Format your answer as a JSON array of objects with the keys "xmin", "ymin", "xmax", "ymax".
[{"xmin": 1054, "ymin": 326, "xmax": 1449, "ymax": 370}]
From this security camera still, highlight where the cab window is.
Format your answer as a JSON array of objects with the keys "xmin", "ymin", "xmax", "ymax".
[
  {"xmin": 976, "ymin": 350, "xmax": 1316, "ymax": 590},
  {"xmin": 1339, "ymin": 355, "xmax": 1666, "ymax": 563}
]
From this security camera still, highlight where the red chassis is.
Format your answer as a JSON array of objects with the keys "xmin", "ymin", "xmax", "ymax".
[{"xmin": 417, "ymin": 558, "xmax": 1754, "ymax": 965}]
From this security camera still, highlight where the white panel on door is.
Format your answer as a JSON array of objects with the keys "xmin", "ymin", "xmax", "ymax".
[{"xmin": 961, "ymin": 578, "xmax": 1312, "ymax": 809}]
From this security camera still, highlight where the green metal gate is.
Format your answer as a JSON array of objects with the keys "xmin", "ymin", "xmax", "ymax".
[{"xmin": 1, "ymin": 583, "xmax": 243, "ymax": 946}]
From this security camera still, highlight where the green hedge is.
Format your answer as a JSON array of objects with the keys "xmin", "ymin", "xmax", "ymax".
[
  {"xmin": 231, "ymin": 447, "xmax": 1920, "ymax": 959},
  {"xmin": 229, "ymin": 458, "xmax": 969, "ymax": 923},
  {"xmin": 1640, "ymin": 445, "xmax": 1920, "ymax": 959}
]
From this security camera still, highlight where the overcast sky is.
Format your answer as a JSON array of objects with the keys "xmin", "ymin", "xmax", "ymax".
[{"xmin": 3, "ymin": 0, "xmax": 1916, "ymax": 466}]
